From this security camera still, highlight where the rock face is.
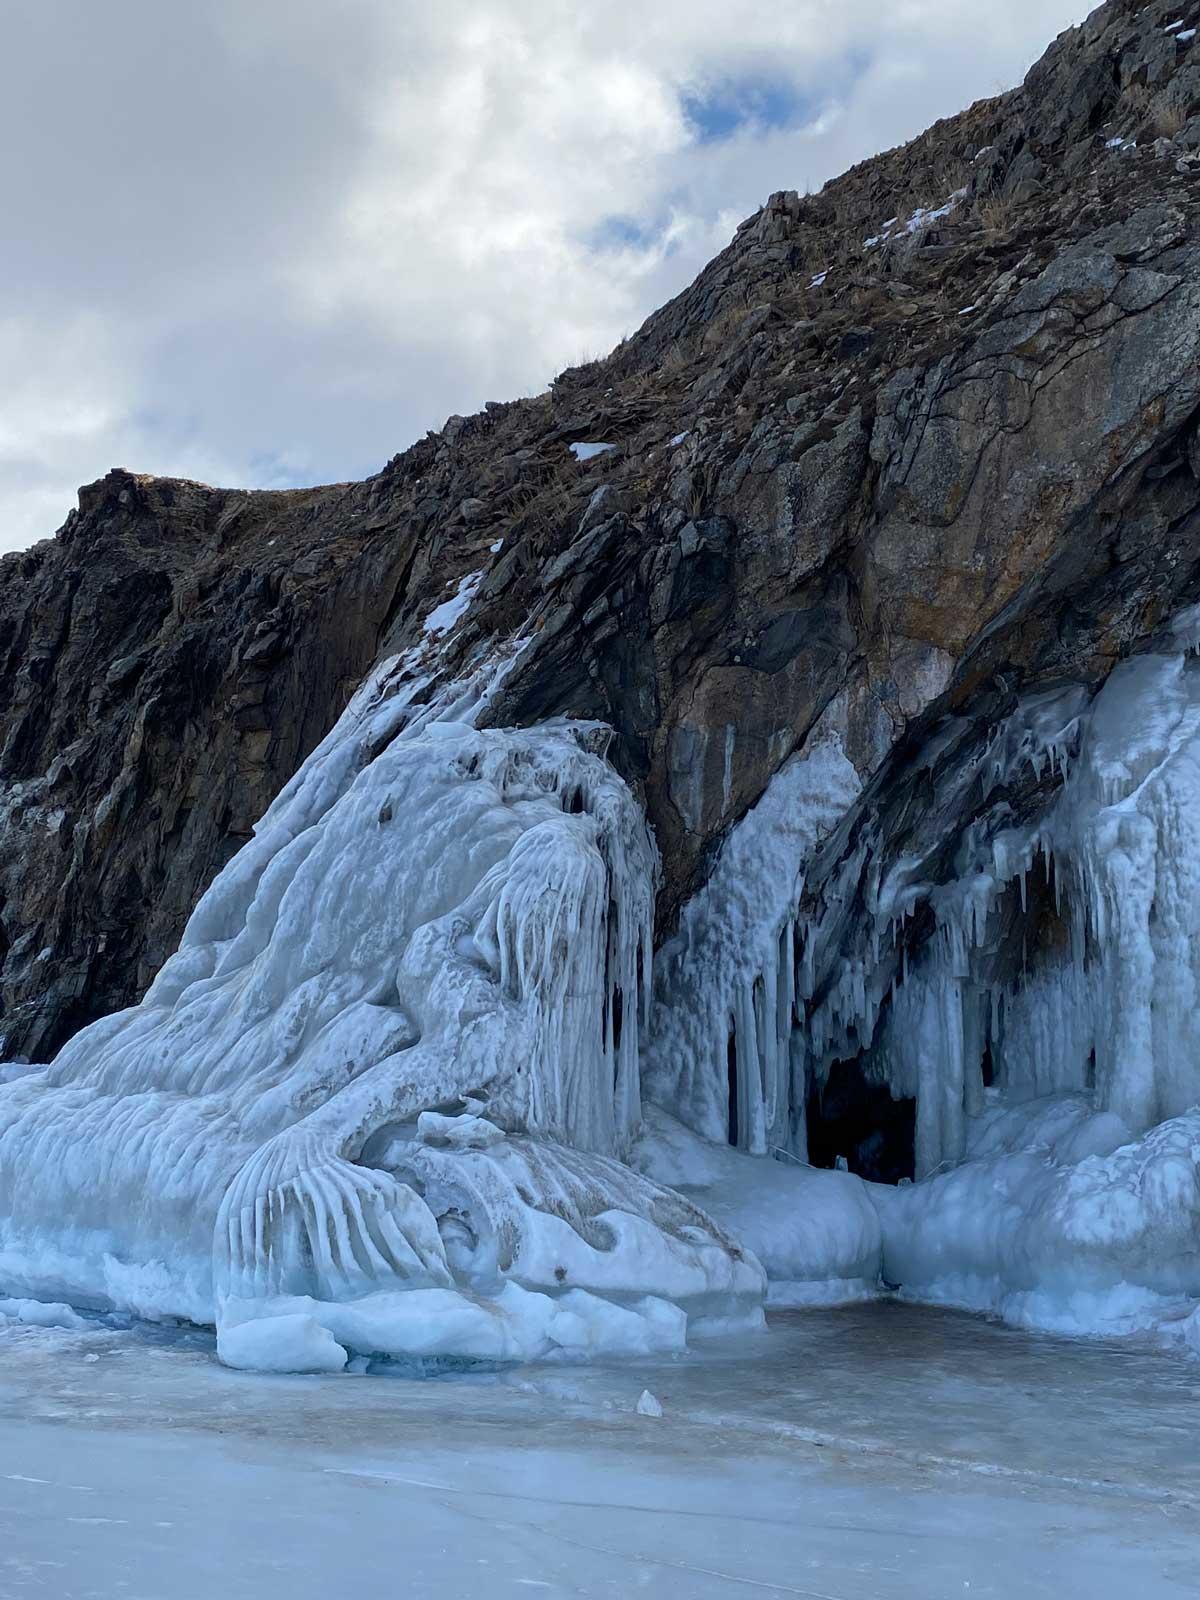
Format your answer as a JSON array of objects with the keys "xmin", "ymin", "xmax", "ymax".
[{"xmin": 3, "ymin": 0, "xmax": 1200, "ymax": 1060}]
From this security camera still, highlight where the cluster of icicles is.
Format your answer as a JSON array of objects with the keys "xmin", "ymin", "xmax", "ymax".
[{"xmin": 650, "ymin": 643, "xmax": 1200, "ymax": 1187}]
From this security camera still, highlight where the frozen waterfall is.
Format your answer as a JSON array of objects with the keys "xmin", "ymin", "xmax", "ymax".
[{"xmin": 798, "ymin": 648, "xmax": 1200, "ymax": 1178}]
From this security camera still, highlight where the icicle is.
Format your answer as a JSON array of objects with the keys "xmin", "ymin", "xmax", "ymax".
[{"xmin": 641, "ymin": 735, "xmax": 860, "ymax": 1146}]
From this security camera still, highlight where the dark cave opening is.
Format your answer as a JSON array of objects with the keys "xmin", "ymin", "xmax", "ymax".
[{"xmin": 806, "ymin": 1057, "xmax": 915, "ymax": 1184}]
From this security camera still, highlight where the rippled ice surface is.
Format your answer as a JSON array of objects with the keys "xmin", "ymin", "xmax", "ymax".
[{"xmin": 2, "ymin": 1302, "xmax": 1199, "ymax": 1599}]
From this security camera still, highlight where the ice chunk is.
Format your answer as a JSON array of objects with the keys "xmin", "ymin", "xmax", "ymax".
[
  {"xmin": 551, "ymin": 1293, "xmax": 685, "ymax": 1358},
  {"xmin": 217, "ymin": 1313, "xmax": 348, "ymax": 1374},
  {"xmin": 0, "ymin": 1297, "xmax": 90, "ymax": 1332},
  {"xmin": 636, "ymin": 1389, "xmax": 663, "ymax": 1417},
  {"xmin": 218, "ymin": 1282, "xmax": 688, "ymax": 1371},
  {"xmin": 416, "ymin": 1112, "xmax": 505, "ymax": 1150}
]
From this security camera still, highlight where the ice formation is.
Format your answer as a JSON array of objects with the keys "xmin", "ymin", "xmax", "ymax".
[
  {"xmin": 774, "ymin": 642, "xmax": 1200, "ymax": 1345},
  {"xmin": 0, "ymin": 640, "xmax": 762, "ymax": 1369},
  {"xmin": 646, "ymin": 633, "xmax": 1200, "ymax": 1344},
  {"xmin": 872, "ymin": 1094, "xmax": 1200, "ymax": 1340},
  {"xmin": 633, "ymin": 1107, "xmax": 881, "ymax": 1307},
  {"xmin": 8, "ymin": 584, "xmax": 1200, "ymax": 1364},
  {"xmin": 795, "ymin": 649, "xmax": 1200, "ymax": 1179},
  {"xmin": 641, "ymin": 733, "xmax": 861, "ymax": 1157}
]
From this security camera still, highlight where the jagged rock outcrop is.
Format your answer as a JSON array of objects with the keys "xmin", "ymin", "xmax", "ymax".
[{"xmin": 2, "ymin": 0, "xmax": 1200, "ymax": 1060}]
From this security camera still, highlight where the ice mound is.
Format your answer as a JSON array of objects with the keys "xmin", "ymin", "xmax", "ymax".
[
  {"xmin": 963, "ymin": 1092, "xmax": 1132, "ymax": 1167},
  {"xmin": 0, "ymin": 649, "xmax": 760, "ymax": 1367},
  {"xmin": 872, "ymin": 1097, "xmax": 1200, "ymax": 1340},
  {"xmin": 219, "ymin": 1112, "xmax": 764, "ymax": 1370},
  {"xmin": 633, "ymin": 1107, "xmax": 882, "ymax": 1307},
  {"xmin": 218, "ymin": 1282, "xmax": 693, "ymax": 1374},
  {"xmin": 0, "ymin": 1295, "xmax": 91, "ymax": 1332}
]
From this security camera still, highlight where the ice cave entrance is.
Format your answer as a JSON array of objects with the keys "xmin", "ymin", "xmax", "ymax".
[{"xmin": 804, "ymin": 1059, "xmax": 916, "ymax": 1185}]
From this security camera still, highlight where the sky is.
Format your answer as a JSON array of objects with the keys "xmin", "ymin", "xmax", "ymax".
[{"xmin": 1, "ymin": 1, "xmax": 1085, "ymax": 555}]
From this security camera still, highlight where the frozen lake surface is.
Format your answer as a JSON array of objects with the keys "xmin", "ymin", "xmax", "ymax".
[{"xmin": 1, "ymin": 1302, "xmax": 1198, "ymax": 1598}]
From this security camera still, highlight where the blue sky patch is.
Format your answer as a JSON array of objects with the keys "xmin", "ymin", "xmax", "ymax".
[
  {"xmin": 589, "ymin": 214, "xmax": 659, "ymax": 251},
  {"xmin": 584, "ymin": 211, "xmax": 686, "ymax": 261},
  {"xmin": 681, "ymin": 75, "xmax": 806, "ymax": 143}
]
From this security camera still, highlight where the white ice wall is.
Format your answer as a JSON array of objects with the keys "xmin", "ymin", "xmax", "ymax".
[{"xmin": 642, "ymin": 732, "xmax": 860, "ymax": 1156}]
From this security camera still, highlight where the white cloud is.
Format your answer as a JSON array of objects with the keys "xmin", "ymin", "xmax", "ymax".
[{"xmin": 0, "ymin": 1, "xmax": 1082, "ymax": 554}]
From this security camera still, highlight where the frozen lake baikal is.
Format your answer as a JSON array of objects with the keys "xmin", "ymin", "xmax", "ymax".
[{"xmin": 1, "ymin": 1300, "xmax": 1199, "ymax": 1600}]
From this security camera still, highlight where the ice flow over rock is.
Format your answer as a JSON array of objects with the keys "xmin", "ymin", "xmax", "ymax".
[{"xmin": 0, "ymin": 641, "xmax": 762, "ymax": 1368}]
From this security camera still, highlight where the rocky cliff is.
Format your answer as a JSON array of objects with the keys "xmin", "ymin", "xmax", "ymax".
[{"xmin": 3, "ymin": 0, "xmax": 1200, "ymax": 1063}]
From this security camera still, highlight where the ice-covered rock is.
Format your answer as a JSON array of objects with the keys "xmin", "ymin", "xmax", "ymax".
[
  {"xmin": 642, "ymin": 732, "xmax": 861, "ymax": 1157},
  {"xmin": 0, "ymin": 646, "xmax": 763, "ymax": 1366}
]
